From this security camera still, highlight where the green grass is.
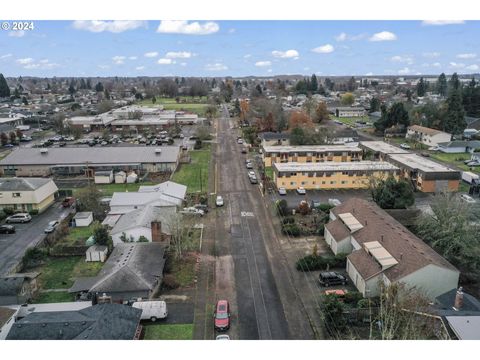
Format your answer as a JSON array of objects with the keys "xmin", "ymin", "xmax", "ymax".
[
  {"xmin": 143, "ymin": 324, "xmax": 194, "ymax": 340},
  {"xmin": 62, "ymin": 225, "xmax": 95, "ymax": 246},
  {"xmin": 172, "ymin": 145, "xmax": 211, "ymax": 193},
  {"xmin": 331, "ymin": 116, "xmax": 372, "ymax": 127},
  {"xmin": 94, "ymin": 182, "xmax": 156, "ymax": 196},
  {"xmin": 137, "ymin": 96, "xmax": 208, "ymax": 116},
  {"xmin": 32, "ymin": 291, "xmax": 75, "ymax": 304},
  {"xmin": 170, "ymin": 253, "xmax": 198, "ymax": 287},
  {"xmin": 34, "ymin": 256, "xmax": 103, "ymax": 290},
  {"xmin": 430, "ymin": 152, "xmax": 480, "ymax": 174},
  {"xmin": 264, "ymin": 166, "xmax": 273, "ymax": 179}
]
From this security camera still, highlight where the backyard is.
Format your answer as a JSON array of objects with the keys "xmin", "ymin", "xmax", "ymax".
[
  {"xmin": 61, "ymin": 224, "xmax": 95, "ymax": 246},
  {"xmin": 172, "ymin": 144, "xmax": 211, "ymax": 193},
  {"xmin": 143, "ymin": 324, "xmax": 194, "ymax": 340}
]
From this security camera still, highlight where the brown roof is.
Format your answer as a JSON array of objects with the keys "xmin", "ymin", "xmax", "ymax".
[
  {"xmin": 325, "ymin": 219, "xmax": 350, "ymax": 241},
  {"xmin": 347, "ymin": 250, "xmax": 382, "ymax": 280},
  {"xmin": 408, "ymin": 125, "xmax": 447, "ymax": 136},
  {"xmin": 332, "ymin": 198, "xmax": 458, "ymax": 281}
]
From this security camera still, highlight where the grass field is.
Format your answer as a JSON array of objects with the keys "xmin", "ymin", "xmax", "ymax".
[
  {"xmin": 62, "ymin": 225, "xmax": 95, "ymax": 246},
  {"xmin": 172, "ymin": 145, "xmax": 211, "ymax": 193},
  {"xmin": 34, "ymin": 256, "xmax": 103, "ymax": 290},
  {"xmin": 264, "ymin": 166, "xmax": 273, "ymax": 179},
  {"xmin": 170, "ymin": 252, "xmax": 198, "ymax": 288},
  {"xmin": 430, "ymin": 152, "xmax": 480, "ymax": 174},
  {"xmin": 33, "ymin": 291, "xmax": 75, "ymax": 304},
  {"xmin": 143, "ymin": 324, "xmax": 194, "ymax": 340},
  {"xmin": 138, "ymin": 96, "xmax": 208, "ymax": 116},
  {"xmin": 331, "ymin": 116, "xmax": 372, "ymax": 127}
]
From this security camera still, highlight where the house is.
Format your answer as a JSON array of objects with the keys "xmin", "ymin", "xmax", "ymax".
[
  {"xmin": 5, "ymin": 303, "xmax": 142, "ymax": 340},
  {"xmin": 262, "ymin": 145, "xmax": 363, "ymax": 167},
  {"xmin": 0, "ymin": 273, "xmax": 39, "ymax": 305},
  {"xmin": 387, "ymin": 153, "xmax": 461, "ymax": 192},
  {"xmin": 110, "ymin": 205, "xmax": 175, "ymax": 245},
  {"xmin": 0, "ymin": 146, "xmax": 180, "ymax": 177},
  {"xmin": 463, "ymin": 128, "xmax": 479, "ymax": 139},
  {"xmin": 85, "ymin": 245, "xmax": 108, "ymax": 262},
  {"xmin": 69, "ymin": 242, "xmax": 166, "ymax": 302},
  {"xmin": 272, "ymin": 161, "xmax": 399, "ymax": 190},
  {"xmin": 406, "ymin": 125, "xmax": 451, "ymax": 147},
  {"xmin": 0, "ymin": 178, "xmax": 58, "ymax": 213},
  {"xmin": 325, "ymin": 198, "xmax": 459, "ymax": 300},
  {"xmin": 435, "ymin": 140, "xmax": 480, "ymax": 154},
  {"xmin": 94, "ymin": 170, "xmax": 113, "ymax": 184},
  {"xmin": 138, "ymin": 181, "xmax": 187, "ymax": 206},
  {"xmin": 73, "ymin": 212, "xmax": 93, "ymax": 227},
  {"xmin": 258, "ymin": 132, "xmax": 291, "ymax": 147}
]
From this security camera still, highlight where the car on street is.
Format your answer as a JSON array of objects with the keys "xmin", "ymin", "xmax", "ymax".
[
  {"xmin": 44, "ymin": 220, "xmax": 60, "ymax": 234},
  {"xmin": 214, "ymin": 300, "xmax": 231, "ymax": 331},
  {"xmin": 247, "ymin": 170, "xmax": 255, "ymax": 177},
  {"xmin": 194, "ymin": 204, "xmax": 209, "ymax": 213},
  {"xmin": 237, "ymin": 138, "xmax": 243, "ymax": 144},
  {"xmin": 296, "ymin": 187, "xmax": 306, "ymax": 195},
  {"xmin": 216, "ymin": 335, "xmax": 231, "ymax": 340},
  {"xmin": 5, "ymin": 213, "xmax": 32, "ymax": 224},
  {"xmin": 319, "ymin": 271, "xmax": 348, "ymax": 287},
  {"xmin": 246, "ymin": 162, "xmax": 253, "ymax": 169},
  {"xmin": 249, "ymin": 175, "xmax": 258, "ymax": 184},
  {"xmin": 278, "ymin": 187, "xmax": 287, "ymax": 195},
  {"xmin": 460, "ymin": 194, "xmax": 476, "ymax": 203},
  {"xmin": 216, "ymin": 195, "xmax": 224, "ymax": 207},
  {"xmin": 400, "ymin": 143, "xmax": 411, "ymax": 149},
  {"xmin": 0, "ymin": 225, "xmax": 16, "ymax": 234}
]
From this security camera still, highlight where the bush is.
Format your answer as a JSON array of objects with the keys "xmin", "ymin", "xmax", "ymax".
[
  {"xmin": 296, "ymin": 253, "xmax": 347, "ymax": 272},
  {"xmin": 193, "ymin": 139, "xmax": 202, "ymax": 149},
  {"xmin": 344, "ymin": 291, "xmax": 363, "ymax": 305},
  {"xmin": 297, "ymin": 201, "xmax": 311, "ymax": 215},
  {"xmin": 333, "ymin": 253, "xmax": 348, "ymax": 267},
  {"xmin": 21, "ymin": 247, "xmax": 48, "ymax": 269},
  {"xmin": 318, "ymin": 223, "xmax": 325, "ymax": 236},
  {"xmin": 28, "ymin": 209, "xmax": 39, "ymax": 216},
  {"xmin": 281, "ymin": 217, "xmax": 295, "ymax": 225},
  {"xmin": 162, "ymin": 274, "xmax": 180, "ymax": 290},
  {"xmin": 276, "ymin": 199, "xmax": 288, "ymax": 217},
  {"xmin": 357, "ymin": 299, "xmax": 370, "ymax": 309},
  {"xmin": 317, "ymin": 203, "xmax": 334, "ymax": 213},
  {"xmin": 282, "ymin": 223, "xmax": 301, "ymax": 237},
  {"xmin": 0, "ymin": 210, "xmax": 6, "ymax": 221}
]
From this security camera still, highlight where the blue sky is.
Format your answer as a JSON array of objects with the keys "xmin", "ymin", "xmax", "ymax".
[{"xmin": 0, "ymin": 20, "xmax": 478, "ymax": 77}]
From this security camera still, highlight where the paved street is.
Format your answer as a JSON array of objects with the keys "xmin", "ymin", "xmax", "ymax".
[{"xmin": 0, "ymin": 202, "xmax": 73, "ymax": 275}]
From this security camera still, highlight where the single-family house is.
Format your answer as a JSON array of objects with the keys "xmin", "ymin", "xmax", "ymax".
[
  {"xmin": 0, "ymin": 178, "xmax": 58, "ymax": 213},
  {"xmin": 258, "ymin": 132, "xmax": 291, "ymax": 147},
  {"xmin": 435, "ymin": 140, "xmax": 480, "ymax": 154},
  {"xmin": 406, "ymin": 125, "xmax": 451, "ymax": 147}
]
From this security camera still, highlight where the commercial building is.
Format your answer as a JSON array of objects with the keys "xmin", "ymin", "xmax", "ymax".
[
  {"xmin": 325, "ymin": 198, "xmax": 459, "ymax": 300},
  {"xmin": 0, "ymin": 178, "xmax": 58, "ymax": 213},
  {"xmin": 0, "ymin": 146, "xmax": 180, "ymax": 177},
  {"xmin": 262, "ymin": 145, "xmax": 363, "ymax": 167},
  {"xmin": 272, "ymin": 161, "xmax": 399, "ymax": 190},
  {"xmin": 406, "ymin": 125, "xmax": 451, "ymax": 147}
]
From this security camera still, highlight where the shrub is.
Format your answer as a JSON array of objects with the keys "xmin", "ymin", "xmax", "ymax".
[
  {"xmin": 28, "ymin": 209, "xmax": 39, "ymax": 216},
  {"xmin": 21, "ymin": 247, "xmax": 48, "ymax": 269},
  {"xmin": 296, "ymin": 254, "xmax": 327, "ymax": 271},
  {"xmin": 0, "ymin": 210, "xmax": 6, "ymax": 221},
  {"xmin": 281, "ymin": 217, "xmax": 295, "ymax": 225},
  {"xmin": 282, "ymin": 223, "xmax": 301, "ymax": 237},
  {"xmin": 162, "ymin": 274, "xmax": 180, "ymax": 290},
  {"xmin": 334, "ymin": 253, "xmax": 348, "ymax": 267},
  {"xmin": 344, "ymin": 291, "xmax": 363, "ymax": 305},
  {"xmin": 276, "ymin": 199, "xmax": 288, "ymax": 217},
  {"xmin": 297, "ymin": 201, "xmax": 311, "ymax": 215},
  {"xmin": 317, "ymin": 223, "xmax": 325, "ymax": 236},
  {"xmin": 357, "ymin": 299, "xmax": 370, "ymax": 309},
  {"xmin": 193, "ymin": 139, "xmax": 202, "ymax": 149},
  {"xmin": 317, "ymin": 203, "xmax": 334, "ymax": 213}
]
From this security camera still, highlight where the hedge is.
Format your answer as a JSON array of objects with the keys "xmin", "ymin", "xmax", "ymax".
[{"xmin": 295, "ymin": 253, "xmax": 348, "ymax": 272}]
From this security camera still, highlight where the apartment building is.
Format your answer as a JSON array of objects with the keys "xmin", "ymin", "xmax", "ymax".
[{"xmin": 406, "ymin": 125, "xmax": 451, "ymax": 147}]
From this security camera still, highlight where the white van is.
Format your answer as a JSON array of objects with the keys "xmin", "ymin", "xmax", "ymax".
[{"xmin": 132, "ymin": 301, "xmax": 168, "ymax": 321}]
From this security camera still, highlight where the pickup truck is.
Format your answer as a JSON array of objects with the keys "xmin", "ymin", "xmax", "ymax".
[{"xmin": 61, "ymin": 197, "xmax": 75, "ymax": 208}]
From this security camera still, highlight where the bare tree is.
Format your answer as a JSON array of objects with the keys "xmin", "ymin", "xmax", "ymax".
[{"xmin": 167, "ymin": 214, "xmax": 197, "ymax": 259}]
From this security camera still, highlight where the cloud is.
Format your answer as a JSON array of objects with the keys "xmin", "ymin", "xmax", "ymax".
[
  {"xmin": 422, "ymin": 52, "xmax": 441, "ymax": 58},
  {"xmin": 432, "ymin": 62, "xmax": 442, "ymax": 68},
  {"xmin": 72, "ymin": 20, "xmax": 146, "ymax": 33},
  {"xmin": 228, "ymin": 28, "xmax": 236, "ymax": 34},
  {"xmin": 335, "ymin": 32, "xmax": 347, "ymax": 42},
  {"xmin": 244, "ymin": 54, "xmax": 252, "ymax": 59},
  {"xmin": 390, "ymin": 55, "xmax": 414, "ymax": 65},
  {"xmin": 0, "ymin": 54, "xmax": 13, "ymax": 60},
  {"xmin": 449, "ymin": 62, "xmax": 465, "ymax": 68},
  {"xmin": 267, "ymin": 69, "xmax": 273, "ymax": 73},
  {"xmin": 8, "ymin": 30, "xmax": 25, "ymax": 38},
  {"xmin": 17, "ymin": 58, "xmax": 59, "ymax": 70},
  {"xmin": 157, "ymin": 58, "xmax": 174, "ymax": 65},
  {"xmin": 98, "ymin": 65, "xmax": 110, "ymax": 70},
  {"xmin": 398, "ymin": 67, "xmax": 412, "ymax": 75},
  {"xmin": 180, "ymin": 62, "xmax": 187, "ymax": 67},
  {"xmin": 365, "ymin": 72, "xmax": 374, "ymax": 76},
  {"xmin": 144, "ymin": 52, "xmax": 159, "ymax": 58},
  {"xmin": 255, "ymin": 61, "xmax": 272, "ymax": 67},
  {"xmin": 135, "ymin": 66, "xmax": 145, "ymax": 71},
  {"xmin": 157, "ymin": 20, "xmax": 219, "ymax": 35},
  {"xmin": 422, "ymin": 20, "xmax": 465, "ymax": 26},
  {"xmin": 205, "ymin": 63, "xmax": 228, "ymax": 71},
  {"xmin": 165, "ymin": 51, "xmax": 192, "ymax": 59},
  {"xmin": 334, "ymin": 32, "xmax": 366, "ymax": 42},
  {"xmin": 466, "ymin": 64, "xmax": 479, "ymax": 71},
  {"xmin": 312, "ymin": 44, "xmax": 334, "ymax": 54},
  {"xmin": 112, "ymin": 56, "xmax": 126, "ymax": 65},
  {"xmin": 129, "ymin": 56, "xmax": 138, "ymax": 60},
  {"xmin": 272, "ymin": 49, "xmax": 299, "ymax": 59},
  {"xmin": 16, "ymin": 58, "xmax": 34, "ymax": 65},
  {"xmin": 370, "ymin": 31, "xmax": 397, "ymax": 42},
  {"xmin": 457, "ymin": 53, "xmax": 477, "ymax": 59}
]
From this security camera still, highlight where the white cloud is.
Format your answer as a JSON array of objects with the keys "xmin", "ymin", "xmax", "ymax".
[
  {"xmin": 8, "ymin": 30, "xmax": 25, "ymax": 38},
  {"xmin": 449, "ymin": 62, "xmax": 466, "ymax": 68},
  {"xmin": 16, "ymin": 58, "xmax": 34, "ymax": 65},
  {"xmin": 365, "ymin": 72, "xmax": 374, "ymax": 76},
  {"xmin": 390, "ymin": 55, "xmax": 414, "ymax": 65},
  {"xmin": 244, "ymin": 54, "xmax": 252, "ymax": 59},
  {"xmin": 205, "ymin": 63, "xmax": 228, "ymax": 71},
  {"xmin": 334, "ymin": 32, "xmax": 365, "ymax": 42},
  {"xmin": 272, "ymin": 49, "xmax": 299, "ymax": 59},
  {"xmin": 423, "ymin": 52, "xmax": 441, "ymax": 58},
  {"xmin": 312, "ymin": 44, "xmax": 334, "ymax": 54},
  {"xmin": 255, "ymin": 61, "xmax": 272, "ymax": 67},
  {"xmin": 157, "ymin": 58, "xmax": 174, "ymax": 65},
  {"xmin": 466, "ymin": 64, "xmax": 479, "ymax": 71},
  {"xmin": 398, "ymin": 67, "xmax": 412, "ymax": 75},
  {"xmin": 0, "ymin": 54, "xmax": 12, "ymax": 60},
  {"xmin": 180, "ymin": 62, "xmax": 187, "ymax": 67},
  {"xmin": 432, "ymin": 62, "xmax": 442, "ymax": 68},
  {"xmin": 369, "ymin": 31, "xmax": 397, "ymax": 42},
  {"xmin": 422, "ymin": 20, "xmax": 465, "ymax": 26},
  {"xmin": 267, "ymin": 69, "xmax": 273, "ymax": 73},
  {"xmin": 72, "ymin": 20, "xmax": 146, "ymax": 33},
  {"xmin": 165, "ymin": 51, "xmax": 192, "ymax": 59},
  {"xmin": 335, "ymin": 32, "xmax": 347, "ymax": 41},
  {"xmin": 135, "ymin": 66, "xmax": 145, "ymax": 71},
  {"xmin": 144, "ymin": 52, "xmax": 159, "ymax": 58},
  {"xmin": 17, "ymin": 58, "xmax": 59, "ymax": 70},
  {"xmin": 129, "ymin": 56, "xmax": 138, "ymax": 60},
  {"xmin": 112, "ymin": 56, "xmax": 126, "ymax": 65},
  {"xmin": 457, "ymin": 53, "xmax": 477, "ymax": 59},
  {"xmin": 157, "ymin": 20, "xmax": 219, "ymax": 35}
]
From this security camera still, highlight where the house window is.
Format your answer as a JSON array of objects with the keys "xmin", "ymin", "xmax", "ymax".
[
  {"xmin": 341, "ymin": 180, "xmax": 347, "ymax": 184},
  {"xmin": 12, "ymin": 193, "xmax": 21, "ymax": 198},
  {"xmin": 330, "ymin": 181, "xmax": 336, "ymax": 185}
]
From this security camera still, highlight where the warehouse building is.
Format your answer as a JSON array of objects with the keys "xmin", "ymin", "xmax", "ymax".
[
  {"xmin": 0, "ymin": 146, "xmax": 180, "ymax": 177},
  {"xmin": 262, "ymin": 145, "xmax": 363, "ymax": 167},
  {"xmin": 272, "ymin": 161, "xmax": 399, "ymax": 190}
]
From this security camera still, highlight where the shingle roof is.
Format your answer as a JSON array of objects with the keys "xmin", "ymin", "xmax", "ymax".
[
  {"xmin": 109, "ymin": 192, "xmax": 178, "ymax": 208},
  {"xmin": 111, "ymin": 205, "xmax": 175, "ymax": 236},
  {"xmin": 138, "ymin": 181, "xmax": 187, "ymax": 202},
  {"xmin": 0, "ymin": 177, "xmax": 52, "ymax": 191},
  {"xmin": 6, "ymin": 303, "xmax": 141, "ymax": 340},
  {"xmin": 325, "ymin": 219, "xmax": 350, "ymax": 242},
  {"xmin": 332, "ymin": 198, "xmax": 458, "ymax": 282},
  {"xmin": 408, "ymin": 125, "xmax": 449, "ymax": 136}
]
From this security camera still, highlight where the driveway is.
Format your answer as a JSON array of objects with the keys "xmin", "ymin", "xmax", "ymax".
[{"xmin": 0, "ymin": 202, "xmax": 73, "ymax": 275}]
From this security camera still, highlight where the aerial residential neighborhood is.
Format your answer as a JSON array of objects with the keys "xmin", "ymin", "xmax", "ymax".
[{"xmin": 0, "ymin": 13, "xmax": 480, "ymax": 350}]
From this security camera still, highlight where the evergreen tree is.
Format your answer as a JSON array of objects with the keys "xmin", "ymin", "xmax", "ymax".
[
  {"xmin": 310, "ymin": 74, "xmax": 318, "ymax": 93},
  {"xmin": 448, "ymin": 72, "xmax": 461, "ymax": 94},
  {"xmin": 369, "ymin": 97, "xmax": 381, "ymax": 113},
  {"xmin": 0, "ymin": 74, "xmax": 10, "ymax": 98},
  {"xmin": 444, "ymin": 88, "xmax": 466, "ymax": 134},
  {"xmin": 437, "ymin": 73, "xmax": 447, "ymax": 96},
  {"xmin": 416, "ymin": 77, "xmax": 427, "ymax": 97},
  {"xmin": 95, "ymin": 82, "xmax": 104, "ymax": 92}
]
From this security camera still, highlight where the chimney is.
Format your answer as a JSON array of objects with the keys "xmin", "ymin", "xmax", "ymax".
[
  {"xmin": 454, "ymin": 287, "xmax": 464, "ymax": 311},
  {"xmin": 381, "ymin": 235, "xmax": 384, "ymax": 242},
  {"xmin": 151, "ymin": 221, "xmax": 164, "ymax": 242}
]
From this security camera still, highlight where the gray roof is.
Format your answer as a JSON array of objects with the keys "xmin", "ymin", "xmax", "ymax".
[
  {"xmin": 111, "ymin": 205, "xmax": 176, "ymax": 235},
  {"xmin": 0, "ymin": 177, "xmax": 53, "ymax": 191},
  {"xmin": 6, "ymin": 303, "xmax": 142, "ymax": 340},
  {"xmin": 69, "ymin": 243, "xmax": 166, "ymax": 294},
  {"xmin": 138, "ymin": 181, "xmax": 187, "ymax": 202},
  {"xmin": 435, "ymin": 289, "xmax": 480, "ymax": 312},
  {"xmin": 444, "ymin": 316, "xmax": 480, "ymax": 340},
  {"xmin": 74, "ymin": 212, "xmax": 93, "ymax": 220},
  {"xmin": 437, "ymin": 140, "xmax": 480, "ymax": 149},
  {"xmin": 0, "ymin": 146, "xmax": 180, "ymax": 166}
]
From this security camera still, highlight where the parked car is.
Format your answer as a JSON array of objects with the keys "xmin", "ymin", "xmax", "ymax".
[
  {"xmin": 62, "ymin": 197, "xmax": 75, "ymax": 208},
  {"xmin": 132, "ymin": 300, "xmax": 168, "ymax": 322},
  {"xmin": 328, "ymin": 198, "xmax": 341, "ymax": 206},
  {"xmin": 194, "ymin": 204, "xmax": 209, "ymax": 213},
  {"xmin": 400, "ymin": 143, "xmax": 411, "ymax": 149},
  {"xmin": 319, "ymin": 271, "xmax": 347, "ymax": 287},
  {"xmin": 296, "ymin": 187, "xmax": 306, "ymax": 195},
  {"xmin": 460, "ymin": 194, "xmax": 476, "ymax": 203},
  {"xmin": 44, "ymin": 220, "xmax": 59, "ymax": 234},
  {"xmin": 216, "ymin": 195, "xmax": 224, "ymax": 207},
  {"xmin": 241, "ymin": 147, "xmax": 247, "ymax": 154},
  {"xmin": 214, "ymin": 300, "xmax": 231, "ymax": 331},
  {"xmin": 5, "ymin": 213, "xmax": 32, "ymax": 224},
  {"xmin": 420, "ymin": 152, "xmax": 430, "ymax": 157},
  {"xmin": 246, "ymin": 162, "xmax": 253, "ymax": 169},
  {"xmin": 216, "ymin": 335, "xmax": 231, "ymax": 340},
  {"xmin": 0, "ymin": 225, "xmax": 15, "ymax": 234},
  {"xmin": 278, "ymin": 187, "xmax": 287, "ymax": 196},
  {"xmin": 237, "ymin": 138, "xmax": 244, "ymax": 144},
  {"xmin": 247, "ymin": 170, "xmax": 255, "ymax": 177},
  {"xmin": 249, "ymin": 175, "xmax": 258, "ymax": 184}
]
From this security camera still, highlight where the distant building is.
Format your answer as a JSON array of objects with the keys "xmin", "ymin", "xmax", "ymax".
[
  {"xmin": 329, "ymin": 106, "xmax": 366, "ymax": 118},
  {"xmin": 406, "ymin": 125, "xmax": 451, "ymax": 147},
  {"xmin": 0, "ymin": 178, "xmax": 58, "ymax": 213},
  {"xmin": 436, "ymin": 140, "xmax": 480, "ymax": 154}
]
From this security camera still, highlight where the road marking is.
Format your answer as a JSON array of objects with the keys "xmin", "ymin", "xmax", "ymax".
[{"xmin": 240, "ymin": 211, "xmax": 254, "ymax": 217}]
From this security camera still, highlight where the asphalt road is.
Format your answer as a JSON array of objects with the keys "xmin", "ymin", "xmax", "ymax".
[
  {"xmin": 214, "ymin": 106, "xmax": 290, "ymax": 340},
  {"xmin": 0, "ymin": 202, "xmax": 72, "ymax": 275}
]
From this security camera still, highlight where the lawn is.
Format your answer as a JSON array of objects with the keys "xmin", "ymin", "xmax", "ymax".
[
  {"xmin": 137, "ymin": 96, "xmax": 208, "ymax": 116},
  {"xmin": 170, "ymin": 252, "xmax": 198, "ymax": 288},
  {"xmin": 171, "ymin": 145, "xmax": 211, "ymax": 193},
  {"xmin": 62, "ymin": 225, "xmax": 95, "ymax": 246},
  {"xmin": 143, "ymin": 324, "xmax": 194, "ymax": 340},
  {"xmin": 264, "ymin": 166, "xmax": 273, "ymax": 179},
  {"xmin": 430, "ymin": 152, "xmax": 480, "ymax": 174},
  {"xmin": 34, "ymin": 256, "xmax": 103, "ymax": 290},
  {"xmin": 331, "ymin": 116, "xmax": 372, "ymax": 127},
  {"xmin": 32, "ymin": 291, "xmax": 75, "ymax": 304}
]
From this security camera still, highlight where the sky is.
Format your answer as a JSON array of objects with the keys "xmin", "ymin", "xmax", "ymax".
[{"xmin": 0, "ymin": 20, "xmax": 479, "ymax": 78}]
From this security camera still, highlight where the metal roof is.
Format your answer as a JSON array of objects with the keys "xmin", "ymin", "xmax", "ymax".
[
  {"xmin": 273, "ymin": 161, "xmax": 399, "ymax": 172},
  {"xmin": 387, "ymin": 153, "xmax": 459, "ymax": 173},
  {"xmin": 445, "ymin": 316, "xmax": 480, "ymax": 340},
  {"xmin": 359, "ymin": 141, "xmax": 410, "ymax": 154}
]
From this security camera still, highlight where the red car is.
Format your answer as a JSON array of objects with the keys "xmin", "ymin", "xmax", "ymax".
[{"xmin": 214, "ymin": 300, "xmax": 230, "ymax": 331}]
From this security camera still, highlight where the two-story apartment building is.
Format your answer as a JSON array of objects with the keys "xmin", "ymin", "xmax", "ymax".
[
  {"xmin": 0, "ymin": 178, "xmax": 58, "ymax": 213},
  {"xmin": 406, "ymin": 125, "xmax": 451, "ymax": 147},
  {"xmin": 324, "ymin": 198, "xmax": 459, "ymax": 300}
]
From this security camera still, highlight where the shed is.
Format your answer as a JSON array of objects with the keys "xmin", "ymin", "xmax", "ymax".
[
  {"xmin": 94, "ymin": 170, "xmax": 113, "ymax": 184},
  {"xmin": 126, "ymin": 171, "xmax": 138, "ymax": 184},
  {"xmin": 86, "ymin": 245, "xmax": 108, "ymax": 262},
  {"xmin": 73, "ymin": 211, "xmax": 93, "ymax": 227},
  {"xmin": 114, "ymin": 171, "xmax": 127, "ymax": 184}
]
